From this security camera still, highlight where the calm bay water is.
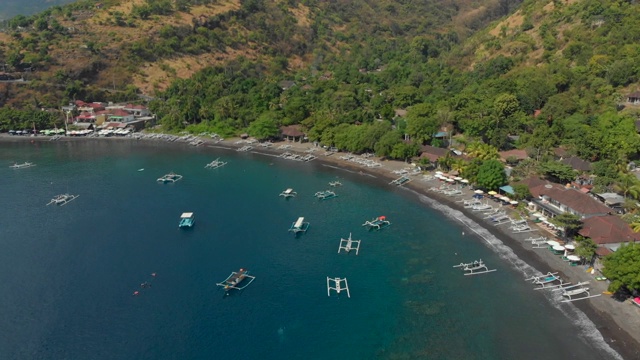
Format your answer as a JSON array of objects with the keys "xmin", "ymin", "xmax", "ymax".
[{"xmin": 0, "ymin": 140, "xmax": 621, "ymax": 359}]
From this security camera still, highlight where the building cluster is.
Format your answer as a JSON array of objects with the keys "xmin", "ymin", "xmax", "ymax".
[{"xmin": 61, "ymin": 100, "xmax": 155, "ymax": 133}]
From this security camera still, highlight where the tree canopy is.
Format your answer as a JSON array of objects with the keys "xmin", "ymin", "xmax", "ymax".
[{"xmin": 603, "ymin": 243, "xmax": 640, "ymax": 293}]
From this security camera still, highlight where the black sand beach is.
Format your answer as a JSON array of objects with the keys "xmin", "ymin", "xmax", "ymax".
[{"xmin": 4, "ymin": 133, "xmax": 640, "ymax": 359}]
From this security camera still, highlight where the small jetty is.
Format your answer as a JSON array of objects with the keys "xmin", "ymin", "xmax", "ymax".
[
  {"xmin": 279, "ymin": 188, "xmax": 297, "ymax": 198},
  {"xmin": 157, "ymin": 172, "xmax": 183, "ymax": 183},
  {"xmin": 205, "ymin": 158, "xmax": 227, "ymax": 169},
  {"xmin": 314, "ymin": 190, "xmax": 337, "ymax": 200},
  {"xmin": 47, "ymin": 194, "xmax": 79, "ymax": 206},
  {"xmin": 178, "ymin": 212, "xmax": 195, "ymax": 228},
  {"xmin": 362, "ymin": 216, "xmax": 391, "ymax": 230},
  {"xmin": 390, "ymin": 176, "xmax": 411, "ymax": 186},
  {"xmin": 453, "ymin": 259, "xmax": 497, "ymax": 276},
  {"xmin": 338, "ymin": 233, "xmax": 361, "ymax": 255},
  {"xmin": 289, "ymin": 217, "xmax": 310, "ymax": 235},
  {"xmin": 10, "ymin": 162, "xmax": 35, "ymax": 169},
  {"xmin": 329, "ymin": 181, "xmax": 342, "ymax": 187},
  {"xmin": 327, "ymin": 277, "xmax": 350, "ymax": 298},
  {"xmin": 216, "ymin": 268, "xmax": 256, "ymax": 294}
]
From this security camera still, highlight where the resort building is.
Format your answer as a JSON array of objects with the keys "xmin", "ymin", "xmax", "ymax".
[
  {"xmin": 520, "ymin": 178, "xmax": 612, "ymax": 219},
  {"xmin": 578, "ymin": 215, "xmax": 640, "ymax": 252}
]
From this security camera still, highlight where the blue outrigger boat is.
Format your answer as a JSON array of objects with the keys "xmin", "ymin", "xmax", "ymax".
[
  {"xmin": 179, "ymin": 212, "xmax": 195, "ymax": 228},
  {"xmin": 314, "ymin": 190, "xmax": 337, "ymax": 200}
]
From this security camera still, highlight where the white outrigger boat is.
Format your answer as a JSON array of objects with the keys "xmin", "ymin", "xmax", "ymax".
[
  {"xmin": 288, "ymin": 217, "xmax": 310, "ymax": 235},
  {"xmin": 525, "ymin": 272, "xmax": 570, "ymax": 290},
  {"xmin": 216, "ymin": 268, "xmax": 256, "ymax": 294},
  {"xmin": 279, "ymin": 188, "xmax": 297, "ymax": 198},
  {"xmin": 47, "ymin": 193, "xmax": 79, "ymax": 206},
  {"xmin": 204, "ymin": 158, "xmax": 227, "ymax": 169},
  {"xmin": 157, "ymin": 172, "xmax": 183, "ymax": 183},
  {"xmin": 329, "ymin": 181, "xmax": 342, "ymax": 187},
  {"xmin": 314, "ymin": 190, "xmax": 337, "ymax": 200},
  {"xmin": 453, "ymin": 259, "xmax": 497, "ymax": 276},
  {"xmin": 327, "ymin": 277, "xmax": 350, "ymax": 298},
  {"xmin": 362, "ymin": 216, "xmax": 391, "ymax": 230},
  {"xmin": 557, "ymin": 283, "xmax": 601, "ymax": 302},
  {"xmin": 338, "ymin": 233, "xmax": 361, "ymax": 255},
  {"xmin": 10, "ymin": 162, "xmax": 35, "ymax": 169}
]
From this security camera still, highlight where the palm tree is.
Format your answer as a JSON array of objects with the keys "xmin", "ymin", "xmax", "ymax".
[{"xmin": 613, "ymin": 173, "xmax": 640, "ymax": 200}]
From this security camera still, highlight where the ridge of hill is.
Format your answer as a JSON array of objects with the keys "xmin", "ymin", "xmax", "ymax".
[{"xmin": 0, "ymin": 0, "xmax": 520, "ymax": 107}]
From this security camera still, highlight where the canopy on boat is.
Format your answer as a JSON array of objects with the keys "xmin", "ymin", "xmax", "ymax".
[
  {"xmin": 553, "ymin": 245, "xmax": 565, "ymax": 251},
  {"xmin": 567, "ymin": 255, "xmax": 581, "ymax": 262},
  {"xmin": 509, "ymin": 201, "xmax": 519, "ymax": 205},
  {"xmin": 547, "ymin": 240, "xmax": 560, "ymax": 247},
  {"xmin": 454, "ymin": 177, "xmax": 463, "ymax": 181},
  {"xmin": 474, "ymin": 190, "xmax": 484, "ymax": 194},
  {"xmin": 488, "ymin": 191, "xmax": 498, "ymax": 195},
  {"xmin": 181, "ymin": 212, "xmax": 194, "ymax": 218},
  {"xmin": 461, "ymin": 179, "xmax": 469, "ymax": 183}
]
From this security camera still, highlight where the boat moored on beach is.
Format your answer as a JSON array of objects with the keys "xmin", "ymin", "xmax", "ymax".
[
  {"xmin": 47, "ymin": 194, "xmax": 79, "ymax": 206},
  {"xmin": 216, "ymin": 268, "xmax": 256, "ymax": 294},
  {"xmin": 157, "ymin": 172, "xmax": 183, "ymax": 183},
  {"xmin": 178, "ymin": 212, "xmax": 195, "ymax": 228}
]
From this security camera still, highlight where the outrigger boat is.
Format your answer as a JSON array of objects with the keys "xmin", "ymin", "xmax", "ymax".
[
  {"xmin": 525, "ymin": 272, "xmax": 570, "ymax": 290},
  {"xmin": 279, "ymin": 188, "xmax": 297, "ymax": 198},
  {"xmin": 157, "ymin": 172, "xmax": 183, "ymax": 183},
  {"xmin": 47, "ymin": 193, "xmax": 79, "ymax": 206},
  {"xmin": 453, "ymin": 259, "xmax": 496, "ymax": 276},
  {"xmin": 10, "ymin": 162, "xmax": 35, "ymax": 169},
  {"xmin": 178, "ymin": 212, "xmax": 195, "ymax": 228},
  {"xmin": 314, "ymin": 190, "xmax": 337, "ymax": 200},
  {"xmin": 558, "ymin": 283, "xmax": 601, "ymax": 303},
  {"xmin": 338, "ymin": 233, "xmax": 361, "ymax": 255},
  {"xmin": 216, "ymin": 268, "xmax": 256, "ymax": 294},
  {"xmin": 204, "ymin": 158, "xmax": 227, "ymax": 169},
  {"xmin": 288, "ymin": 217, "xmax": 310, "ymax": 235},
  {"xmin": 327, "ymin": 277, "xmax": 350, "ymax": 298},
  {"xmin": 329, "ymin": 181, "xmax": 342, "ymax": 187},
  {"xmin": 362, "ymin": 216, "xmax": 391, "ymax": 230}
]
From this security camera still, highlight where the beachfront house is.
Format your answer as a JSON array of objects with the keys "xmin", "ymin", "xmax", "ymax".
[
  {"xmin": 419, "ymin": 145, "xmax": 453, "ymax": 167},
  {"xmin": 520, "ymin": 178, "xmax": 612, "ymax": 219},
  {"xmin": 626, "ymin": 91, "xmax": 640, "ymax": 105},
  {"xmin": 578, "ymin": 215, "xmax": 640, "ymax": 261},
  {"xmin": 281, "ymin": 125, "xmax": 305, "ymax": 142}
]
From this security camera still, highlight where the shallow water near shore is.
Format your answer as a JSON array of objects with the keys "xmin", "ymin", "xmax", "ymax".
[{"xmin": 0, "ymin": 140, "xmax": 622, "ymax": 359}]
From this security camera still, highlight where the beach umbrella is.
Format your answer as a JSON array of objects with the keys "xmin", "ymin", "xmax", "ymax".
[
  {"xmin": 488, "ymin": 191, "xmax": 497, "ymax": 195},
  {"xmin": 532, "ymin": 212, "xmax": 543, "ymax": 218},
  {"xmin": 500, "ymin": 196, "xmax": 511, "ymax": 202},
  {"xmin": 546, "ymin": 240, "xmax": 560, "ymax": 247},
  {"xmin": 474, "ymin": 190, "xmax": 484, "ymax": 194},
  {"xmin": 461, "ymin": 179, "xmax": 469, "ymax": 183},
  {"xmin": 567, "ymin": 255, "xmax": 581, "ymax": 262}
]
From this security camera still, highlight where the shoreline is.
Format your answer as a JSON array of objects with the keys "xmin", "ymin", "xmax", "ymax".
[{"xmin": 4, "ymin": 134, "xmax": 640, "ymax": 359}]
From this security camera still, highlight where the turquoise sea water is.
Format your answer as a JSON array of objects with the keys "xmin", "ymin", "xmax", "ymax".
[{"xmin": 0, "ymin": 140, "xmax": 622, "ymax": 359}]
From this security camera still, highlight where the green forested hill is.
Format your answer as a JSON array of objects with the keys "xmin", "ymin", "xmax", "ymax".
[{"xmin": 2, "ymin": 0, "xmax": 640, "ymax": 185}]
